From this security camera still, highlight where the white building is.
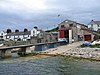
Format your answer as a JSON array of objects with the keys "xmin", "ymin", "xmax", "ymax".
[
  {"xmin": 88, "ymin": 20, "xmax": 100, "ymax": 31},
  {"xmin": 31, "ymin": 27, "xmax": 40, "ymax": 37},
  {"xmin": 0, "ymin": 31, "xmax": 7, "ymax": 40},
  {"xmin": 0, "ymin": 27, "xmax": 41, "ymax": 41}
]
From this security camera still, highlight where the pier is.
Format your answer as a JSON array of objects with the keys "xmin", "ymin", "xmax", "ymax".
[{"xmin": 0, "ymin": 41, "xmax": 67, "ymax": 58}]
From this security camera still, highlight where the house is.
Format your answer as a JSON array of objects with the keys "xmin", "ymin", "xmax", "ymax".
[
  {"xmin": 37, "ymin": 31, "xmax": 57, "ymax": 43},
  {"xmin": 4, "ymin": 27, "xmax": 41, "ymax": 41},
  {"xmin": 88, "ymin": 20, "xmax": 100, "ymax": 31},
  {"xmin": 28, "ymin": 30, "xmax": 58, "ymax": 44},
  {"xmin": 58, "ymin": 19, "xmax": 94, "ymax": 43},
  {"xmin": 0, "ymin": 26, "xmax": 58, "ymax": 45},
  {"xmin": 0, "ymin": 31, "xmax": 7, "ymax": 40},
  {"xmin": 6, "ymin": 31, "xmax": 31, "ymax": 41}
]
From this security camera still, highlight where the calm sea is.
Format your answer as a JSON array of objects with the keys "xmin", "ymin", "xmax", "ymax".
[{"xmin": 0, "ymin": 56, "xmax": 100, "ymax": 75}]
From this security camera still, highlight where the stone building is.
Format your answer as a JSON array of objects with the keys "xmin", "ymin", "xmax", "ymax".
[
  {"xmin": 28, "ymin": 31, "xmax": 57, "ymax": 44},
  {"xmin": 58, "ymin": 19, "xmax": 94, "ymax": 43}
]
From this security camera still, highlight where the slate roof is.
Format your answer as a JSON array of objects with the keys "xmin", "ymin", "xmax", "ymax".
[
  {"xmin": 59, "ymin": 19, "xmax": 87, "ymax": 27},
  {"xmin": 93, "ymin": 21, "xmax": 100, "ymax": 25},
  {"xmin": 6, "ymin": 31, "xmax": 31, "ymax": 36},
  {"xmin": 88, "ymin": 20, "xmax": 100, "ymax": 25}
]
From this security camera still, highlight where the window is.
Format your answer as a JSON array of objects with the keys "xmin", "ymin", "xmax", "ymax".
[
  {"xmin": 1, "ymin": 33, "xmax": 3, "ymax": 35},
  {"xmin": 91, "ymin": 24, "xmax": 93, "ymax": 27},
  {"xmin": 33, "ymin": 31, "xmax": 35, "ymax": 33},
  {"xmin": 0, "ymin": 36, "xmax": 3, "ymax": 38},
  {"xmin": 61, "ymin": 25, "xmax": 65, "ymax": 28},
  {"xmin": 69, "ymin": 24, "xmax": 73, "ymax": 27}
]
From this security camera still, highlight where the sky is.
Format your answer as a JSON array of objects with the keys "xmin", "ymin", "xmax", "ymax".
[{"xmin": 0, "ymin": 0, "xmax": 100, "ymax": 32}]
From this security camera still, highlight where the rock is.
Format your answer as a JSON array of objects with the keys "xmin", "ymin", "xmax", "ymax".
[{"xmin": 91, "ymin": 41, "xmax": 100, "ymax": 45}]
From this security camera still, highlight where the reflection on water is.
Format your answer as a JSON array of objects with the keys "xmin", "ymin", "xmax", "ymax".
[{"xmin": 0, "ymin": 56, "xmax": 100, "ymax": 75}]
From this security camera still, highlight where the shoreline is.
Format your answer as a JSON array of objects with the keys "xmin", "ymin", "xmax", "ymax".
[
  {"xmin": 61, "ymin": 48, "xmax": 100, "ymax": 61},
  {"xmin": 39, "ymin": 42, "xmax": 100, "ymax": 61},
  {"xmin": 1, "ymin": 51, "xmax": 100, "ymax": 62},
  {"xmin": 1, "ymin": 41, "xmax": 100, "ymax": 62}
]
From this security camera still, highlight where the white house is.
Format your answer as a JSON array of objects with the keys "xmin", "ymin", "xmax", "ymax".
[
  {"xmin": 88, "ymin": 20, "xmax": 100, "ymax": 31},
  {"xmin": 6, "ymin": 31, "xmax": 31, "ymax": 41},
  {"xmin": 31, "ymin": 27, "xmax": 41, "ymax": 37},
  {"xmin": 0, "ymin": 31, "xmax": 7, "ymax": 40},
  {"xmin": 0, "ymin": 27, "xmax": 41, "ymax": 41}
]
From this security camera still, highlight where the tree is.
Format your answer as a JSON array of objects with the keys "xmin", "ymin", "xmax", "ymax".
[
  {"xmin": 24, "ymin": 28, "xmax": 28, "ymax": 32},
  {"xmin": 6, "ymin": 29, "xmax": 12, "ymax": 33},
  {"xmin": 15, "ymin": 29, "xmax": 19, "ymax": 33}
]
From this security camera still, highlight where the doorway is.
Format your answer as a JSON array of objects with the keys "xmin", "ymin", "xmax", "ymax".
[{"xmin": 64, "ymin": 30, "xmax": 69, "ymax": 42}]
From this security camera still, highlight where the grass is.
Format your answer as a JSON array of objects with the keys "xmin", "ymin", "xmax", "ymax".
[
  {"xmin": 46, "ymin": 27, "xmax": 58, "ymax": 32},
  {"xmin": 80, "ymin": 44, "xmax": 100, "ymax": 48},
  {"xmin": 89, "ymin": 45, "xmax": 100, "ymax": 48}
]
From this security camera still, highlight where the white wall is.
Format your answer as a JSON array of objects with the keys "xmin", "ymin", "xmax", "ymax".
[
  {"xmin": 31, "ymin": 28, "xmax": 36, "ymax": 36},
  {"xmin": 69, "ymin": 30, "xmax": 72, "ymax": 43},
  {"xmin": 93, "ymin": 24, "xmax": 98, "ymax": 31},
  {"xmin": 11, "ymin": 36, "xmax": 14, "ymax": 40},
  {"xmin": 88, "ymin": 24, "xmax": 99, "ymax": 31},
  {"xmin": 31, "ymin": 28, "xmax": 41, "ymax": 37},
  {"xmin": 0, "ymin": 31, "xmax": 7, "ymax": 39},
  {"xmin": 88, "ymin": 25, "xmax": 91, "ymax": 28},
  {"xmin": 19, "ymin": 35, "xmax": 24, "ymax": 40}
]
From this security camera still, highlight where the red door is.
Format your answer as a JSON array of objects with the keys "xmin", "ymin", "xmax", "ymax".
[
  {"xmin": 84, "ymin": 35, "xmax": 91, "ymax": 41},
  {"xmin": 59, "ymin": 30, "xmax": 64, "ymax": 38}
]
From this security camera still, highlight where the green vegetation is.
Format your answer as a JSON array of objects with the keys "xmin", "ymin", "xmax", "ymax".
[
  {"xmin": 89, "ymin": 45, "xmax": 100, "ymax": 48},
  {"xmin": 46, "ymin": 27, "xmax": 58, "ymax": 32},
  {"xmin": 80, "ymin": 45, "xmax": 85, "ymax": 48},
  {"xmin": 80, "ymin": 44, "xmax": 100, "ymax": 48}
]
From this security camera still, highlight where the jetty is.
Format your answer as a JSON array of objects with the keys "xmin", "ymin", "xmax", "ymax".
[{"xmin": 0, "ymin": 41, "xmax": 67, "ymax": 58}]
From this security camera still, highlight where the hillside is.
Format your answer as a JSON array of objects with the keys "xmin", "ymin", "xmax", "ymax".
[{"xmin": 46, "ymin": 27, "xmax": 58, "ymax": 32}]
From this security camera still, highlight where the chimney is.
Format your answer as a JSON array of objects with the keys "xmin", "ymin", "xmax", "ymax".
[
  {"xmin": 34, "ymin": 26, "xmax": 38, "ymax": 30},
  {"xmin": 91, "ymin": 20, "xmax": 94, "ymax": 21}
]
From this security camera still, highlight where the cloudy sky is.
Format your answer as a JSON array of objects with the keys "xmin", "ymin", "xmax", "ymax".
[{"xmin": 0, "ymin": 0, "xmax": 100, "ymax": 31}]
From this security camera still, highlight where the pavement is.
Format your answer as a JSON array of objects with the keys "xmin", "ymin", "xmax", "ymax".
[{"xmin": 41, "ymin": 41, "xmax": 83, "ymax": 55}]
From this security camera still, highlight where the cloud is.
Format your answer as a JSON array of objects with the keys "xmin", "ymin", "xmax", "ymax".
[
  {"xmin": 0, "ymin": 0, "xmax": 47, "ymax": 13},
  {"xmin": 0, "ymin": 0, "xmax": 100, "ymax": 31}
]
